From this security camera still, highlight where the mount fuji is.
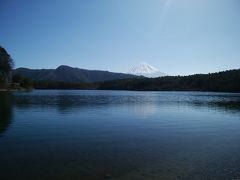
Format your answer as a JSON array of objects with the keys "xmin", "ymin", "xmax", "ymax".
[{"xmin": 128, "ymin": 62, "xmax": 167, "ymax": 78}]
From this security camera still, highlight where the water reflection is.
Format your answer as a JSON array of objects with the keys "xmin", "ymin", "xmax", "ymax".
[
  {"xmin": 1, "ymin": 90, "xmax": 240, "ymax": 180},
  {"xmin": 13, "ymin": 91, "xmax": 240, "ymax": 115},
  {"xmin": 189, "ymin": 100, "xmax": 240, "ymax": 114},
  {"xmin": 0, "ymin": 92, "xmax": 13, "ymax": 135}
]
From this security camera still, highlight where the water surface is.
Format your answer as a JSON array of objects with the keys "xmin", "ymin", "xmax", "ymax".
[{"xmin": 0, "ymin": 90, "xmax": 240, "ymax": 180}]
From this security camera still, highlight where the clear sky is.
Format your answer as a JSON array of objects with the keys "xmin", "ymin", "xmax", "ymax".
[{"xmin": 0, "ymin": 0, "xmax": 239, "ymax": 75}]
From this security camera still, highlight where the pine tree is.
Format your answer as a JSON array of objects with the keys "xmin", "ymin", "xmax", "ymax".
[{"xmin": 0, "ymin": 46, "xmax": 14, "ymax": 83}]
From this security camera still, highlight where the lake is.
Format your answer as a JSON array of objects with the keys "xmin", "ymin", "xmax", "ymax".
[{"xmin": 0, "ymin": 90, "xmax": 240, "ymax": 180}]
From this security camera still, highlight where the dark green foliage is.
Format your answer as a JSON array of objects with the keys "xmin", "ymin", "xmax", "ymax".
[
  {"xmin": 0, "ymin": 76, "xmax": 5, "ymax": 83},
  {"xmin": 12, "ymin": 74, "xmax": 23, "ymax": 83},
  {"xmin": 12, "ymin": 74, "xmax": 33, "ymax": 89},
  {"xmin": 21, "ymin": 78, "xmax": 33, "ymax": 88},
  {"xmin": 0, "ymin": 47, "xmax": 14, "ymax": 83},
  {"xmin": 99, "ymin": 69, "xmax": 240, "ymax": 92}
]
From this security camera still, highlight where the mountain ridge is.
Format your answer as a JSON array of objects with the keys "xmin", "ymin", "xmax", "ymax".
[{"xmin": 14, "ymin": 65, "xmax": 137, "ymax": 83}]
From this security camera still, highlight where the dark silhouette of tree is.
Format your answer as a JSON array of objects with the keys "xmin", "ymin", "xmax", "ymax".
[{"xmin": 0, "ymin": 46, "xmax": 14, "ymax": 83}]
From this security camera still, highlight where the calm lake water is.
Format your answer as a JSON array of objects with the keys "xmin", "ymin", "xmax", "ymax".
[{"xmin": 0, "ymin": 90, "xmax": 240, "ymax": 180}]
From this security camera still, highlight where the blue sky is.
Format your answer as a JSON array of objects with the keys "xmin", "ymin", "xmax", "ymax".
[{"xmin": 0, "ymin": 0, "xmax": 239, "ymax": 75}]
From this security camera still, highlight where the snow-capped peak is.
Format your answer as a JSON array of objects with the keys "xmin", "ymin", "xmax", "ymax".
[
  {"xmin": 128, "ymin": 62, "xmax": 167, "ymax": 77},
  {"xmin": 129, "ymin": 62, "xmax": 158, "ymax": 74}
]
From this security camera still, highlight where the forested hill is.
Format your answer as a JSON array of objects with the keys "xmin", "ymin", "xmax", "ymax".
[
  {"xmin": 13, "ymin": 65, "xmax": 136, "ymax": 83},
  {"xmin": 99, "ymin": 69, "xmax": 240, "ymax": 92}
]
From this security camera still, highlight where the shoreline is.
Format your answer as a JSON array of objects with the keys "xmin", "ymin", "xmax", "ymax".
[
  {"xmin": 0, "ymin": 88, "xmax": 33, "ymax": 92},
  {"xmin": 4, "ymin": 88, "xmax": 239, "ymax": 94}
]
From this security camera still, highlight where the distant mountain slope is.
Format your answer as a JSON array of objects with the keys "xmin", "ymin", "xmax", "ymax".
[
  {"xmin": 14, "ymin": 65, "xmax": 136, "ymax": 83},
  {"xmin": 128, "ymin": 62, "xmax": 167, "ymax": 77},
  {"xmin": 99, "ymin": 69, "xmax": 240, "ymax": 92}
]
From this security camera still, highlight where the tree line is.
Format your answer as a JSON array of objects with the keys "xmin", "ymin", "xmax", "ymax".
[
  {"xmin": 99, "ymin": 69, "xmax": 240, "ymax": 92},
  {"xmin": 0, "ymin": 46, "xmax": 32, "ymax": 89}
]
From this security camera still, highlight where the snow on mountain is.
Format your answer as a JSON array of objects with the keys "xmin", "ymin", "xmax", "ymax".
[{"xmin": 128, "ymin": 62, "xmax": 167, "ymax": 78}]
